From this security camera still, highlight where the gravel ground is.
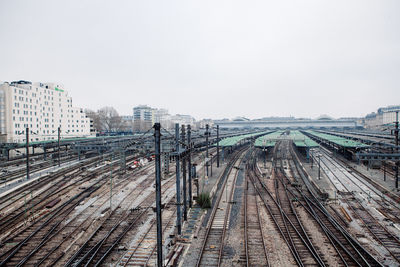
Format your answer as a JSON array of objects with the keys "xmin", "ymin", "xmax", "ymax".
[
  {"xmin": 296, "ymin": 205, "xmax": 341, "ymax": 266},
  {"xmin": 257, "ymin": 193, "xmax": 296, "ymax": 266},
  {"xmin": 221, "ymin": 156, "xmax": 247, "ymax": 267}
]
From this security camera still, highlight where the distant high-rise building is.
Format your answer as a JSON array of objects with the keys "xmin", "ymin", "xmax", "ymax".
[
  {"xmin": 0, "ymin": 80, "xmax": 91, "ymax": 143},
  {"xmin": 133, "ymin": 105, "xmax": 153, "ymax": 132}
]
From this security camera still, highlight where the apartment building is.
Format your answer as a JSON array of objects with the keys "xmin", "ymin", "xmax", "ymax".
[
  {"xmin": 133, "ymin": 105, "xmax": 153, "ymax": 132},
  {"xmin": 0, "ymin": 80, "xmax": 91, "ymax": 143}
]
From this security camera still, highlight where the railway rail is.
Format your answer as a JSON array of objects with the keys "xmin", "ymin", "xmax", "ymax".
[
  {"xmin": 244, "ymin": 170, "xmax": 269, "ymax": 267},
  {"xmin": 16, "ymin": 164, "xmax": 156, "ymax": 266},
  {"xmin": 0, "ymin": 154, "xmax": 154, "ymax": 265},
  {"xmin": 287, "ymin": 141, "xmax": 385, "ymax": 266},
  {"xmin": 195, "ymin": 146, "xmax": 248, "ymax": 267},
  {"xmin": 316, "ymin": 150, "xmax": 400, "ymax": 264}
]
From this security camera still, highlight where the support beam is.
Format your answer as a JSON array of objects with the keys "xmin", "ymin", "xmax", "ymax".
[
  {"xmin": 205, "ymin": 124, "xmax": 209, "ymax": 177},
  {"xmin": 26, "ymin": 128, "xmax": 30, "ymax": 180},
  {"xmin": 58, "ymin": 126, "xmax": 61, "ymax": 167},
  {"xmin": 187, "ymin": 125, "xmax": 193, "ymax": 208},
  {"xmin": 154, "ymin": 123, "xmax": 163, "ymax": 267},
  {"xmin": 217, "ymin": 125, "xmax": 220, "ymax": 168},
  {"xmin": 395, "ymin": 111, "xmax": 399, "ymax": 189},
  {"xmin": 181, "ymin": 125, "xmax": 187, "ymax": 221},
  {"xmin": 175, "ymin": 123, "xmax": 182, "ymax": 235}
]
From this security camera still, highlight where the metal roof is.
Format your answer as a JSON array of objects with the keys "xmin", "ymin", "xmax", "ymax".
[
  {"xmin": 306, "ymin": 130, "xmax": 369, "ymax": 148},
  {"xmin": 254, "ymin": 131, "xmax": 282, "ymax": 147},
  {"xmin": 288, "ymin": 131, "xmax": 319, "ymax": 148},
  {"xmin": 218, "ymin": 131, "xmax": 272, "ymax": 147}
]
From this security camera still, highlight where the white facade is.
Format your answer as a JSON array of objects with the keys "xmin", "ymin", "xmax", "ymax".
[
  {"xmin": 133, "ymin": 105, "xmax": 153, "ymax": 132},
  {"xmin": 364, "ymin": 105, "xmax": 400, "ymax": 129},
  {"xmin": 0, "ymin": 81, "xmax": 91, "ymax": 143},
  {"xmin": 170, "ymin": 114, "xmax": 196, "ymax": 126}
]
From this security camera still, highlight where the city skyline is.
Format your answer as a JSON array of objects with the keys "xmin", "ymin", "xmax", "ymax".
[{"xmin": 1, "ymin": 79, "xmax": 398, "ymax": 121}]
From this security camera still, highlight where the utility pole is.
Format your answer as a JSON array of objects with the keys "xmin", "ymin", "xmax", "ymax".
[
  {"xmin": 187, "ymin": 125, "xmax": 193, "ymax": 208},
  {"xmin": 175, "ymin": 123, "xmax": 182, "ymax": 235},
  {"xmin": 26, "ymin": 127, "xmax": 30, "ymax": 180},
  {"xmin": 154, "ymin": 123, "xmax": 163, "ymax": 267},
  {"xmin": 318, "ymin": 154, "xmax": 321, "ymax": 180},
  {"xmin": 395, "ymin": 111, "xmax": 399, "ymax": 189},
  {"xmin": 110, "ymin": 153, "xmax": 113, "ymax": 210},
  {"xmin": 181, "ymin": 125, "xmax": 187, "ymax": 221},
  {"xmin": 383, "ymin": 162, "xmax": 386, "ymax": 181},
  {"xmin": 206, "ymin": 124, "xmax": 209, "ymax": 177},
  {"xmin": 217, "ymin": 125, "xmax": 220, "ymax": 168},
  {"xmin": 58, "ymin": 126, "xmax": 61, "ymax": 167}
]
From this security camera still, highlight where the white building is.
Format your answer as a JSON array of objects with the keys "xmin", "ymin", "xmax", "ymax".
[
  {"xmin": 364, "ymin": 105, "xmax": 400, "ymax": 129},
  {"xmin": 133, "ymin": 105, "xmax": 153, "ymax": 132},
  {"xmin": 170, "ymin": 114, "xmax": 196, "ymax": 126},
  {"xmin": 0, "ymin": 80, "xmax": 91, "ymax": 143}
]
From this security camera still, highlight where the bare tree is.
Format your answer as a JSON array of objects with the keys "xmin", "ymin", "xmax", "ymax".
[
  {"xmin": 85, "ymin": 109, "xmax": 101, "ymax": 132},
  {"xmin": 97, "ymin": 106, "xmax": 123, "ymax": 132}
]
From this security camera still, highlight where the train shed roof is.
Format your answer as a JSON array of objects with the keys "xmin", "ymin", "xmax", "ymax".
[
  {"xmin": 254, "ymin": 131, "xmax": 283, "ymax": 148},
  {"xmin": 288, "ymin": 131, "xmax": 319, "ymax": 148},
  {"xmin": 218, "ymin": 131, "xmax": 273, "ymax": 147},
  {"xmin": 305, "ymin": 130, "xmax": 369, "ymax": 148}
]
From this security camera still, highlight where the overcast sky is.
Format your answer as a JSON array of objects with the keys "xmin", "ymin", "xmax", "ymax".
[{"xmin": 0, "ymin": 1, "xmax": 399, "ymax": 120}]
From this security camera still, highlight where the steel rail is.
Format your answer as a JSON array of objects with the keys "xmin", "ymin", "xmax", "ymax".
[
  {"xmin": 288, "ymin": 143, "xmax": 385, "ymax": 267},
  {"xmin": 195, "ymin": 146, "xmax": 247, "ymax": 267}
]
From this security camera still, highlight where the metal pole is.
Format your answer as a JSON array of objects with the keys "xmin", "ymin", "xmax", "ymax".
[
  {"xmin": 206, "ymin": 124, "xmax": 209, "ymax": 177},
  {"xmin": 58, "ymin": 126, "xmax": 61, "ymax": 167},
  {"xmin": 181, "ymin": 125, "xmax": 187, "ymax": 221},
  {"xmin": 175, "ymin": 123, "xmax": 182, "ymax": 235},
  {"xmin": 264, "ymin": 148, "xmax": 266, "ymax": 168},
  {"xmin": 154, "ymin": 123, "xmax": 163, "ymax": 267},
  {"xmin": 395, "ymin": 111, "xmax": 399, "ymax": 189},
  {"xmin": 187, "ymin": 125, "xmax": 192, "ymax": 208},
  {"xmin": 318, "ymin": 155, "xmax": 321, "ymax": 180},
  {"xmin": 217, "ymin": 125, "xmax": 220, "ymax": 168},
  {"xmin": 26, "ymin": 127, "xmax": 29, "ymax": 180},
  {"xmin": 31, "ymin": 190, "xmax": 34, "ymax": 221},
  {"xmin": 110, "ymin": 153, "xmax": 113, "ymax": 210},
  {"xmin": 24, "ymin": 193, "xmax": 27, "ymax": 225},
  {"xmin": 383, "ymin": 162, "xmax": 386, "ymax": 181}
]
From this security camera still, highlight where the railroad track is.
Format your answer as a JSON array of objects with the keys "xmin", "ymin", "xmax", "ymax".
[
  {"xmin": 0, "ymin": 185, "xmax": 99, "ymax": 266},
  {"xmin": 0, "ymin": 154, "xmax": 77, "ymax": 186},
  {"xmin": 60, "ymin": 147, "xmax": 211, "ymax": 266},
  {"xmin": 118, "ymin": 202, "xmax": 176, "ymax": 266},
  {"xmin": 0, "ymin": 155, "xmax": 102, "ymax": 209},
  {"xmin": 0, "ymin": 156, "xmax": 125, "ymax": 239},
  {"xmin": 249, "ymin": 164, "xmax": 324, "ymax": 267},
  {"xmin": 287, "ymin": 142, "xmax": 385, "ymax": 266},
  {"xmin": 285, "ymin": 160, "xmax": 383, "ymax": 267},
  {"xmin": 0, "ymin": 151, "xmax": 144, "ymax": 225},
  {"xmin": 64, "ymin": 168, "xmax": 177, "ymax": 267},
  {"xmin": 195, "ymin": 147, "xmax": 248, "ymax": 267},
  {"xmin": 316, "ymin": 150, "xmax": 400, "ymax": 264},
  {"xmin": 0, "ymin": 156, "xmax": 153, "ymax": 265},
  {"xmin": 15, "ymin": 164, "xmax": 156, "ymax": 266},
  {"xmin": 0, "ymin": 144, "xmax": 210, "ymax": 266},
  {"xmin": 274, "ymin": 168, "xmax": 326, "ymax": 266},
  {"xmin": 320, "ymin": 147, "xmax": 400, "ymax": 216},
  {"xmin": 244, "ymin": 173, "xmax": 269, "ymax": 267}
]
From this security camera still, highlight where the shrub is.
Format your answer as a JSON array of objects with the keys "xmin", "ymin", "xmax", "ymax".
[{"xmin": 197, "ymin": 192, "xmax": 211, "ymax": 209}]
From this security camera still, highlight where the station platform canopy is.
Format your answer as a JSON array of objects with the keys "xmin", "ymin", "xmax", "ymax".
[
  {"xmin": 288, "ymin": 130, "xmax": 319, "ymax": 148},
  {"xmin": 218, "ymin": 131, "xmax": 272, "ymax": 147},
  {"xmin": 254, "ymin": 131, "xmax": 283, "ymax": 148},
  {"xmin": 305, "ymin": 130, "xmax": 369, "ymax": 148}
]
